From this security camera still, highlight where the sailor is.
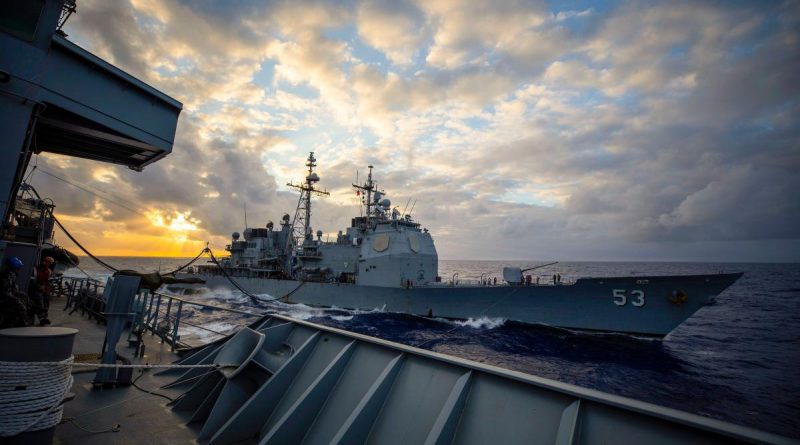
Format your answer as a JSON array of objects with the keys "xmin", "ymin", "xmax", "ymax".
[
  {"xmin": 525, "ymin": 274, "xmax": 532, "ymax": 286},
  {"xmin": 0, "ymin": 257, "xmax": 29, "ymax": 328},
  {"xmin": 493, "ymin": 277, "xmax": 497, "ymax": 286},
  {"xmin": 29, "ymin": 256, "xmax": 54, "ymax": 326}
]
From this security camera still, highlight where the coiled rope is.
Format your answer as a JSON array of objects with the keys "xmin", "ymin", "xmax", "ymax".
[
  {"xmin": 0, "ymin": 358, "xmax": 233, "ymax": 437},
  {"xmin": 0, "ymin": 357, "xmax": 73, "ymax": 437}
]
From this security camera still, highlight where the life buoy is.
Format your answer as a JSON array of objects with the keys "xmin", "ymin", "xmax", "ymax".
[{"xmin": 668, "ymin": 289, "xmax": 688, "ymax": 305}]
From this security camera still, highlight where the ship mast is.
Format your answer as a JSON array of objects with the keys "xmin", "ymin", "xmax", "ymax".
[
  {"xmin": 287, "ymin": 152, "xmax": 329, "ymax": 247},
  {"xmin": 352, "ymin": 165, "xmax": 380, "ymax": 226}
]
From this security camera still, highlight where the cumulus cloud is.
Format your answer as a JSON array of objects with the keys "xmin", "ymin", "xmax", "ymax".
[
  {"xmin": 357, "ymin": 0, "xmax": 425, "ymax": 65},
  {"xmin": 29, "ymin": 0, "xmax": 799, "ymax": 261}
]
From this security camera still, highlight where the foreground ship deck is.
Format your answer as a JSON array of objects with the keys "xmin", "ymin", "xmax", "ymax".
[
  {"xmin": 38, "ymin": 285, "xmax": 796, "ymax": 445},
  {"xmin": 47, "ymin": 306, "xmax": 199, "ymax": 444}
]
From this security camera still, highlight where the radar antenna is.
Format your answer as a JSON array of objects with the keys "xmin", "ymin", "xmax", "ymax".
[
  {"xmin": 287, "ymin": 152, "xmax": 329, "ymax": 247},
  {"xmin": 352, "ymin": 165, "xmax": 385, "ymax": 226}
]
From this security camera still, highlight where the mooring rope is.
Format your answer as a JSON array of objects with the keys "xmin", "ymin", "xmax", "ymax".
[
  {"xmin": 0, "ymin": 357, "xmax": 73, "ymax": 437},
  {"xmin": 206, "ymin": 248, "xmax": 304, "ymax": 304},
  {"xmin": 0, "ymin": 358, "xmax": 234, "ymax": 437},
  {"xmin": 158, "ymin": 246, "xmax": 211, "ymax": 276},
  {"xmin": 52, "ymin": 216, "xmax": 119, "ymax": 273}
]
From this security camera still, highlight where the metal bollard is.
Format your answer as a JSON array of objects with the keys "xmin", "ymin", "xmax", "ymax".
[{"xmin": 0, "ymin": 327, "xmax": 78, "ymax": 445}]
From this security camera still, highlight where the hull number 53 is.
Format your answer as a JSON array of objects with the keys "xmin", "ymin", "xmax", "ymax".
[{"xmin": 613, "ymin": 289, "xmax": 646, "ymax": 307}]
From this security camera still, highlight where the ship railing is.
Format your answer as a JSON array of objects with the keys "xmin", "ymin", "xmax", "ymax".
[
  {"xmin": 422, "ymin": 276, "xmax": 575, "ymax": 287},
  {"xmin": 59, "ymin": 275, "xmax": 107, "ymax": 318},
  {"xmin": 58, "ymin": 276, "xmax": 261, "ymax": 352},
  {"xmin": 131, "ymin": 290, "xmax": 262, "ymax": 352}
]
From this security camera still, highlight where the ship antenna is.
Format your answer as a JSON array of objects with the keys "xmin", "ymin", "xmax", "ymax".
[
  {"xmin": 408, "ymin": 199, "xmax": 417, "ymax": 217},
  {"xmin": 286, "ymin": 151, "xmax": 329, "ymax": 247},
  {"xmin": 366, "ymin": 165, "xmax": 373, "ymax": 223},
  {"xmin": 401, "ymin": 198, "xmax": 411, "ymax": 218},
  {"xmin": 243, "ymin": 202, "xmax": 248, "ymax": 229},
  {"xmin": 356, "ymin": 170, "xmax": 362, "ymax": 218}
]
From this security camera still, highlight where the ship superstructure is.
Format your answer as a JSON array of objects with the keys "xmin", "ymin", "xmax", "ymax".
[{"xmin": 200, "ymin": 153, "xmax": 438, "ymax": 288}]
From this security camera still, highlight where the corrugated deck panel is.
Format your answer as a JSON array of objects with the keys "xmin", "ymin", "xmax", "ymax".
[{"xmin": 166, "ymin": 314, "xmax": 796, "ymax": 445}]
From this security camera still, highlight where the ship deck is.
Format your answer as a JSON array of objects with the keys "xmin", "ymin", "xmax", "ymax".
[{"xmin": 49, "ymin": 301, "xmax": 199, "ymax": 444}]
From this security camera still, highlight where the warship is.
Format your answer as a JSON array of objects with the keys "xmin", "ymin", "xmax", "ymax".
[
  {"xmin": 183, "ymin": 153, "xmax": 742, "ymax": 337},
  {"xmin": 4, "ymin": 2, "xmax": 793, "ymax": 445}
]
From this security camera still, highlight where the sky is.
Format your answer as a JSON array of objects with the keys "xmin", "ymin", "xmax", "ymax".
[{"xmin": 28, "ymin": 0, "xmax": 799, "ymax": 261}]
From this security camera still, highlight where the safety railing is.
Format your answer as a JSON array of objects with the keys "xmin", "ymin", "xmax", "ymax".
[
  {"xmin": 58, "ymin": 276, "xmax": 262, "ymax": 352},
  {"xmin": 130, "ymin": 291, "xmax": 262, "ymax": 351},
  {"xmin": 59, "ymin": 276, "xmax": 107, "ymax": 319},
  {"xmin": 424, "ymin": 275, "xmax": 576, "ymax": 287}
]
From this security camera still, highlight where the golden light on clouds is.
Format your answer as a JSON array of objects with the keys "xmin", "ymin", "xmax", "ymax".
[
  {"xmin": 39, "ymin": 0, "xmax": 798, "ymax": 262},
  {"xmin": 55, "ymin": 212, "xmax": 207, "ymax": 258},
  {"xmin": 145, "ymin": 210, "xmax": 201, "ymax": 242},
  {"xmin": 145, "ymin": 210, "xmax": 199, "ymax": 231}
]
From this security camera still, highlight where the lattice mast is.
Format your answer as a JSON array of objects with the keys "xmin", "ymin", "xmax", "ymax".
[
  {"xmin": 352, "ymin": 165, "xmax": 381, "ymax": 226},
  {"xmin": 286, "ymin": 152, "xmax": 329, "ymax": 247}
]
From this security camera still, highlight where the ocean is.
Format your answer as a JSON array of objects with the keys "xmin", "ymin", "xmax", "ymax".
[{"xmin": 67, "ymin": 258, "xmax": 800, "ymax": 439}]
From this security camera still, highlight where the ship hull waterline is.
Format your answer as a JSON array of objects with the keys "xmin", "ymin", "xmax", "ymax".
[{"xmin": 178, "ymin": 272, "xmax": 742, "ymax": 337}]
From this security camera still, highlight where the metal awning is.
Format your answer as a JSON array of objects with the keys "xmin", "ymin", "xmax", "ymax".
[{"xmin": 28, "ymin": 35, "xmax": 183, "ymax": 169}]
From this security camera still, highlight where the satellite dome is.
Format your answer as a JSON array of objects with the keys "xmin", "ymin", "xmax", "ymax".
[
  {"xmin": 283, "ymin": 214, "xmax": 290, "ymax": 222},
  {"xmin": 232, "ymin": 232, "xmax": 240, "ymax": 240},
  {"xmin": 381, "ymin": 198, "xmax": 391, "ymax": 209},
  {"xmin": 374, "ymin": 192, "xmax": 382, "ymax": 201},
  {"xmin": 316, "ymin": 229, "xmax": 323, "ymax": 238},
  {"xmin": 266, "ymin": 221, "xmax": 274, "ymax": 229},
  {"xmin": 307, "ymin": 172, "xmax": 320, "ymax": 182}
]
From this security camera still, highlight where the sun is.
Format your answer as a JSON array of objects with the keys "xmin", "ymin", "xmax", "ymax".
[{"xmin": 146, "ymin": 210, "xmax": 201, "ymax": 242}]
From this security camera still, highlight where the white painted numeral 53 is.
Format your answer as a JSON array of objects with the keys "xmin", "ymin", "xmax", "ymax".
[{"xmin": 613, "ymin": 289, "xmax": 646, "ymax": 307}]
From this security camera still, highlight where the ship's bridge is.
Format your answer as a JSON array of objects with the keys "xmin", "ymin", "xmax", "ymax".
[{"xmin": 356, "ymin": 224, "xmax": 438, "ymax": 288}]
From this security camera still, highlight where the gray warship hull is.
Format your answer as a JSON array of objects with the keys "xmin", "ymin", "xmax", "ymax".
[{"xmin": 185, "ymin": 271, "xmax": 742, "ymax": 337}]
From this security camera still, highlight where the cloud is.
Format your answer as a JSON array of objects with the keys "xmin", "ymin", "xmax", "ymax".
[
  {"xmin": 421, "ymin": 0, "xmax": 551, "ymax": 69},
  {"xmin": 32, "ymin": 0, "xmax": 798, "ymax": 262},
  {"xmin": 357, "ymin": 0, "xmax": 426, "ymax": 65},
  {"xmin": 652, "ymin": 164, "xmax": 799, "ymax": 240}
]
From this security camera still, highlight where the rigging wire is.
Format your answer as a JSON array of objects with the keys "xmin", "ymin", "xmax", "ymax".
[
  {"xmin": 25, "ymin": 179, "xmax": 304, "ymax": 306},
  {"xmin": 34, "ymin": 166, "xmax": 146, "ymax": 216},
  {"xmin": 59, "ymin": 367, "xmax": 220, "ymax": 436},
  {"xmin": 25, "ymin": 181, "xmax": 208, "ymax": 276},
  {"xmin": 205, "ymin": 248, "xmax": 305, "ymax": 304},
  {"xmin": 161, "ymin": 247, "xmax": 209, "ymax": 276},
  {"xmin": 22, "ymin": 183, "xmax": 119, "ymax": 272},
  {"xmin": 23, "ymin": 156, "xmax": 39, "ymax": 183},
  {"xmin": 52, "ymin": 215, "xmax": 119, "ymax": 272},
  {"xmin": 130, "ymin": 368, "xmax": 173, "ymax": 402}
]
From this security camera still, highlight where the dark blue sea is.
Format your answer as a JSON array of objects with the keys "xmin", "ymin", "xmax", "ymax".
[{"xmin": 70, "ymin": 259, "xmax": 800, "ymax": 439}]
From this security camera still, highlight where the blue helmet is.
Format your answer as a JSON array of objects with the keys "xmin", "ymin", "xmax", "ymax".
[{"xmin": 7, "ymin": 257, "xmax": 23, "ymax": 269}]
